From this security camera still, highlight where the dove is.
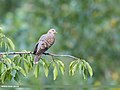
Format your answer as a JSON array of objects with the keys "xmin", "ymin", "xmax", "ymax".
[{"xmin": 33, "ymin": 29, "xmax": 57, "ymax": 64}]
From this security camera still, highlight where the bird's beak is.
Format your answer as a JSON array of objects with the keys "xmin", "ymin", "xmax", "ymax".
[{"xmin": 55, "ymin": 32, "xmax": 57, "ymax": 34}]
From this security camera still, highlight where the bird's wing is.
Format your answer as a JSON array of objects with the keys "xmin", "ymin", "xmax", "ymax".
[
  {"xmin": 33, "ymin": 43, "xmax": 38, "ymax": 54},
  {"xmin": 33, "ymin": 34, "xmax": 47, "ymax": 55},
  {"xmin": 45, "ymin": 33, "xmax": 55, "ymax": 47},
  {"xmin": 34, "ymin": 33, "xmax": 55, "ymax": 55}
]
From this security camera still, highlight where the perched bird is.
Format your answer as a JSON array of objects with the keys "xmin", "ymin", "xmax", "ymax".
[{"xmin": 33, "ymin": 29, "xmax": 57, "ymax": 64}]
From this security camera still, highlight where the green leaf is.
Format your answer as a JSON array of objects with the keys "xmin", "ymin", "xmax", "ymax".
[
  {"xmin": 0, "ymin": 41, "xmax": 3, "ymax": 47},
  {"xmin": 15, "ymin": 66, "xmax": 26, "ymax": 76},
  {"xmin": 53, "ymin": 63, "xmax": 58, "ymax": 80},
  {"xmin": 69, "ymin": 61, "xmax": 76, "ymax": 70},
  {"xmin": 6, "ymin": 72, "xmax": 12, "ymax": 81},
  {"xmin": 24, "ymin": 61, "xmax": 29, "ymax": 74},
  {"xmin": 41, "ymin": 58, "xmax": 49, "ymax": 77},
  {"xmin": 41, "ymin": 58, "xmax": 49, "ymax": 66},
  {"xmin": 85, "ymin": 62, "xmax": 93, "ymax": 77},
  {"xmin": 81, "ymin": 61, "xmax": 89, "ymax": 79},
  {"xmin": 27, "ymin": 55, "xmax": 33, "ymax": 62},
  {"xmin": 14, "ymin": 72, "xmax": 19, "ymax": 83},
  {"xmin": 82, "ymin": 60, "xmax": 87, "ymax": 68},
  {"xmin": 1, "ymin": 69, "xmax": 12, "ymax": 83},
  {"xmin": 3, "ymin": 58, "xmax": 12, "ymax": 68},
  {"xmin": 69, "ymin": 61, "xmax": 77, "ymax": 71},
  {"xmin": 1, "ymin": 70, "xmax": 7, "ymax": 83},
  {"xmin": 4, "ymin": 42, "xmax": 8, "ymax": 50},
  {"xmin": 29, "ymin": 54, "xmax": 33, "ymax": 62},
  {"xmin": 6, "ymin": 58, "xmax": 12, "ymax": 64},
  {"xmin": 78, "ymin": 62, "xmax": 83, "ymax": 74},
  {"xmin": 0, "ymin": 27, "xmax": 3, "ymax": 31},
  {"xmin": 0, "ymin": 63, "xmax": 3, "ymax": 74},
  {"xmin": 69, "ymin": 61, "xmax": 76, "ymax": 75},
  {"xmin": 0, "ymin": 34, "xmax": 4, "ymax": 38},
  {"xmin": 7, "ymin": 37, "xmax": 15, "ymax": 50},
  {"xmin": 20, "ymin": 68, "xmax": 26, "ymax": 76},
  {"xmin": 44, "ymin": 65, "xmax": 49, "ymax": 77},
  {"xmin": 2, "ymin": 41, "xmax": 9, "ymax": 51},
  {"xmin": 25, "ymin": 54, "xmax": 33, "ymax": 65},
  {"xmin": 71, "ymin": 63, "xmax": 78, "ymax": 76},
  {"xmin": 60, "ymin": 66, "xmax": 65, "ymax": 75},
  {"xmin": 34, "ymin": 64, "xmax": 39, "ymax": 78},
  {"xmin": 57, "ymin": 60, "xmax": 65, "ymax": 75},
  {"xmin": 82, "ymin": 66, "xmax": 86, "ymax": 79},
  {"xmin": 57, "ymin": 60, "xmax": 64, "ymax": 67},
  {"xmin": 13, "ymin": 66, "xmax": 21, "ymax": 70},
  {"xmin": 82, "ymin": 60, "xmax": 93, "ymax": 78},
  {"xmin": 13, "ymin": 55, "xmax": 21, "ymax": 65}
]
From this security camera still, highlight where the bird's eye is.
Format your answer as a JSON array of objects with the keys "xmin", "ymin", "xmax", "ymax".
[{"xmin": 52, "ymin": 29, "xmax": 54, "ymax": 31}]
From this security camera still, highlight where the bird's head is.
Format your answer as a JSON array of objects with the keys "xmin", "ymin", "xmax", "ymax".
[{"xmin": 47, "ymin": 28, "xmax": 57, "ymax": 34}]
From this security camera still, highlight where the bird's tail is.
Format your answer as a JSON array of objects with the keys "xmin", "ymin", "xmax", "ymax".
[{"xmin": 34, "ymin": 55, "xmax": 41, "ymax": 64}]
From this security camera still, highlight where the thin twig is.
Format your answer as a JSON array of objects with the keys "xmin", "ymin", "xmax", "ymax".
[
  {"xmin": 43, "ymin": 52, "xmax": 80, "ymax": 60},
  {"xmin": 0, "ymin": 52, "xmax": 80, "ymax": 60},
  {"xmin": 0, "ymin": 51, "xmax": 33, "ymax": 55}
]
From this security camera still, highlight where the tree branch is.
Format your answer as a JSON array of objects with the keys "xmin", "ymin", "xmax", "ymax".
[
  {"xmin": 0, "ymin": 51, "xmax": 80, "ymax": 60},
  {"xmin": 43, "ymin": 52, "xmax": 80, "ymax": 60},
  {"xmin": 0, "ymin": 51, "xmax": 33, "ymax": 55}
]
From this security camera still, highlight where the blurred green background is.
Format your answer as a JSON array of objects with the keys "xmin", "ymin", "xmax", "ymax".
[{"xmin": 0, "ymin": 0, "xmax": 120, "ymax": 89}]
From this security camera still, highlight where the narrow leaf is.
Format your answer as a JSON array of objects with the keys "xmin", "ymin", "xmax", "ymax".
[
  {"xmin": 82, "ymin": 66, "xmax": 86, "ymax": 79},
  {"xmin": 71, "ymin": 63, "xmax": 78, "ymax": 76},
  {"xmin": 86, "ymin": 62, "xmax": 93, "ymax": 77},
  {"xmin": 4, "ymin": 42, "xmax": 7, "ymax": 50},
  {"xmin": 57, "ymin": 60, "xmax": 64, "ymax": 67},
  {"xmin": 69, "ymin": 61, "xmax": 76, "ymax": 70},
  {"xmin": 69, "ymin": 61, "xmax": 76, "ymax": 75},
  {"xmin": 44, "ymin": 65, "xmax": 49, "ymax": 77},
  {"xmin": 41, "ymin": 58, "xmax": 48, "ymax": 66},
  {"xmin": 41, "ymin": 58, "xmax": 49, "ymax": 77},
  {"xmin": 78, "ymin": 62, "xmax": 82, "ymax": 74},
  {"xmin": 57, "ymin": 60, "xmax": 65, "ymax": 75},
  {"xmin": 19, "ymin": 67, "xmax": 26, "ymax": 76},
  {"xmin": 60, "ymin": 66, "xmax": 65, "ymax": 75},
  {"xmin": 0, "ymin": 27, "xmax": 3, "ymax": 31},
  {"xmin": 14, "ymin": 72, "xmax": 19, "ymax": 83},
  {"xmin": 34, "ymin": 64, "xmax": 39, "ymax": 78},
  {"xmin": 6, "ymin": 58, "xmax": 12, "ymax": 64},
  {"xmin": 7, "ymin": 37, "xmax": 15, "ymax": 50},
  {"xmin": 6, "ymin": 73, "xmax": 12, "ymax": 81},
  {"xmin": 53, "ymin": 63, "xmax": 58, "ymax": 80},
  {"xmin": 0, "ymin": 41, "xmax": 3, "ymax": 47},
  {"xmin": 24, "ymin": 61, "xmax": 29, "ymax": 74},
  {"xmin": 20, "ymin": 69, "xmax": 26, "ymax": 77},
  {"xmin": 1, "ymin": 70, "xmax": 7, "ymax": 83}
]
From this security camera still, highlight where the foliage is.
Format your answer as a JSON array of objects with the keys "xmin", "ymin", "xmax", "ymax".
[
  {"xmin": 69, "ymin": 59, "xmax": 93, "ymax": 79},
  {"xmin": 0, "ymin": 28, "xmax": 15, "ymax": 51},
  {"xmin": 0, "ymin": 0, "xmax": 120, "ymax": 89},
  {"xmin": 0, "ymin": 29, "xmax": 93, "ymax": 84}
]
